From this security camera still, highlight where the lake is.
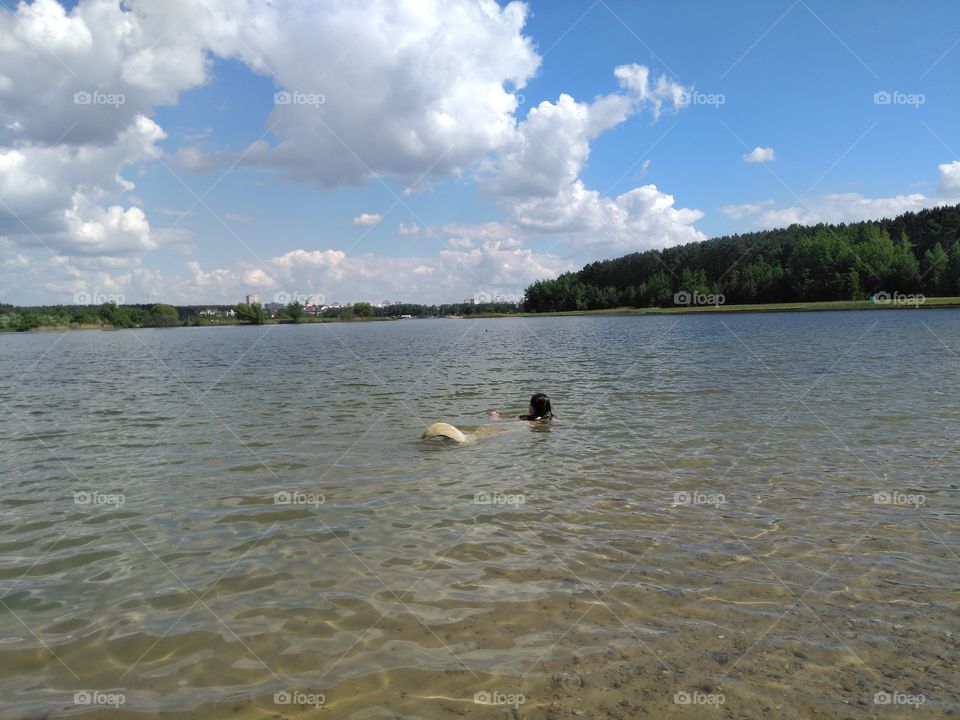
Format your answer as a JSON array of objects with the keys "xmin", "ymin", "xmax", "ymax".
[{"xmin": 0, "ymin": 311, "xmax": 957, "ymax": 718}]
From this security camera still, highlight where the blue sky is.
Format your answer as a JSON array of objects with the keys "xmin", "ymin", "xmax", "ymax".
[{"xmin": 1, "ymin": 0, "xmax": 958, "ymax": 305}]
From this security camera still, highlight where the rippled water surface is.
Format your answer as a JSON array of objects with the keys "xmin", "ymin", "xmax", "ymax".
[{"xmin": 1, "ymin": 312, "xmax": 958, "ymax": 719}]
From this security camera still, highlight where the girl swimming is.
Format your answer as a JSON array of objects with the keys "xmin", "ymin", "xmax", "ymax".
[{"xmin": 490, "ymin": 393, "xmax": 554, "ymax": 422}]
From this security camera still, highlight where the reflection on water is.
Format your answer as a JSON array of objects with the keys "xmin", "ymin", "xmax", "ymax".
[{"xmin": 0, "ymin": 311, "xmax": 958, "ymax": 718}]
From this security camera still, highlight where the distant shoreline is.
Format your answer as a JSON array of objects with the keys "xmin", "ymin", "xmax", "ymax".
[
  {"xmin": 4, "ymin": 297, "xmax": 960, "ymax": 333},
  {"xmin": 480, "ymin": 296, "xmax": 960, "ymax": 318}
]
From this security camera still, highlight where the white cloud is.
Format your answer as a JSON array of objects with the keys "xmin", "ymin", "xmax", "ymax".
[
  {"xmin": 215, "ymin": 0, "xmax": 540, "ymax": 186},
  {"xmin": 722, "ymin": 191, "xmax": 947, "ymax": 228},
  {"xmin": 0, "ymin": 232, "xmax": 578, "ymax": 306},
  {"xmin": 481, "ymin": 65, "xmax": 704, "ymax": 255},
  {"xmin": 612, "ymin": 63, "xmax": 688, "ymax": 120},
  {"xmin": 397, "ymin": 222, "xmax": 420, "ymax": 236},
  {"xmin": 0, "ymin": 115, "xmax": 165, "ymax": 257},
  {"xmin": 154, "ymin": 208, "xmax": 197, "ymax": 218},
  {"xmin": 223, "ymin": 212, "xmax": 252, "ymax": 223},
  {"xmin": 719, "ymin": 199, "xmax": 777, "ymax": 221},
  {"xmin": 172, "ymin": 146, "xmax": 224, "ymax": 174},
  {"xmin": 938, "ymin": 160, "xmax": 960, "ymax": 196},
  {"xmin": 0, "ymin": 0, "xmax": 222, "ymax": 263},
  {"xmin": 352, "ymin": 213, "xmax": 382, "ymax": 227},
  {"xmin": 742, "ymin": 146, "xmax": 775, "ymax": 163},
  {"xmin": 0, "ymin": 0, "xmax": 210, "ymax": 148},
  {"xmin": 173, "ymin": 239, "xmax": 572, "ymax": 305}
]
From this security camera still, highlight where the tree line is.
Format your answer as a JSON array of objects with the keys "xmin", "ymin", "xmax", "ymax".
[
  {"xmin": 0, "ymin": 299, "xmax": 525, "ymax": 331},
  {"xmin": 523, "ymin": 204, "xmax": 960, "ymax": 312},
  {"xmin": 237, "ymin": 299, "xmax": 523, "ymax": 324},
  {"xmin": 0, "ymin": 303, "xmax": 182, "ymax": 332}
]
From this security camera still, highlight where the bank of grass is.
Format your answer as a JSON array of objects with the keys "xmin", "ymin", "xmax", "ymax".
[{"xmin": 470, "ymin": 296, "xmax": 960, "ymax": 318}]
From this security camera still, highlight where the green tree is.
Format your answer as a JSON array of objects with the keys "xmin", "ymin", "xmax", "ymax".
[
  {"xmin": 284, "ymin": 301, "xmax": 304, "ymax": 323},
  {"xmin": 789, "ymin": 229, "xmax": 852, "ymax": 300},
  {"xmin": 947, "ymin": 243, "xmax": 960, "ymax": 294},
  {"xmin": 888, "ymin": 234, "xmax": 920, "ymax": 292},
  {"xmin": 98, "ymin": 302, "xmax": 137, "ymax": 328},
  {"xmin": 352, "ymin": 301, "xmax": 374, "ymax": 317},
  {"xmin": 921, "ymin": 242, "xmax": 948, "ymax": 296},
  {"xmin": 235, "ymin": 302, "xmax": 266, "ymax": 324},
  {"xmin": 15, "ymin": 311, "xmax": 42, "ymax": 331},
  {"xmin": 150, "ymin": 304, "xmax": 180, "ymax": 327},
  {"xmin": 646, "ymin": 271, "xmax": 673, "ymax": 307}
]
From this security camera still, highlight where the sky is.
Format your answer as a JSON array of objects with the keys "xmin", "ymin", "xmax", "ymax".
[{"xmin": 1, "ymin": 0, "xmax": 959, "ymax": 306}]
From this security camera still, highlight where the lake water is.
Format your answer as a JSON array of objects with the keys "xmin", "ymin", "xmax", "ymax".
[{"xmin": 0, "ymin": 311, "xmax": 957, "ymax": 719}]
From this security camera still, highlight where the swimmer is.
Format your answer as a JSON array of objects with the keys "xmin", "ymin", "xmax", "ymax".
[
  {"xmin": 423, "ymin": 393, "xmax": 554, "ymax": 443},
  {"xmin": 490, "ymin": 392, "xmax": 554, "ymax": 422}
]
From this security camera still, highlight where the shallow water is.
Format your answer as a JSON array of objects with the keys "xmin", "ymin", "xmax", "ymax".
[{"xmin": 0, "ymin": 311, "xmax": 957, "ymax": 718}]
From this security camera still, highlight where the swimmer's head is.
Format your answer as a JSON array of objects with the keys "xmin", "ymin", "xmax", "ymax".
[{"xmin": 527, "ymin": 392, "xmax": 553, "ymax": 420}]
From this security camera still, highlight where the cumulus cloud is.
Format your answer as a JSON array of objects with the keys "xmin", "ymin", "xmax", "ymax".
[
  {"xmin": 0, "ymin": 0, "xmax": 210, "ymax": 148},
  {"xmin": 352, "ymin": 213, "xmax": 382, "ymax": 227},
  {"xmin": 938, "ymin": 161, "xmax": 960, "ymax": 196},
  {"xmin": 0, "ymin": 115, "xmax": 165, "ymax": 256},
  {"xmin": 481, "ymin": 64, "xmax": 704, "ymax": 254},
  {"xmin": 742, "ymin": 146, "xmax": 775, "ymax": 163},
  {"xmin": 397, "ymin": 223, "xmax": 420, "ymax": 236},
  {"xmin": 0, "ymin": 0, "xmax": 224, "ymax": 263},
  {"xmin": 219, "ymin": 0, "xmax": 540, "ymax": 186}
]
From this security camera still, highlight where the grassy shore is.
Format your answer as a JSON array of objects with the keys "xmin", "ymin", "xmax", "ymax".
[
  {"xmin": 7, "ymin": 297, "xmax": 960, "ymax": 333},
  {"xmin": 467, "ymin": 296, "xmax": 960, "ymax": 318}
]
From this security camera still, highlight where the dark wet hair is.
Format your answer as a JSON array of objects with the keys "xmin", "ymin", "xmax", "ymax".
[{"xmin": 526, "ymin": 392, "xmax": 553, "ymax": 420}]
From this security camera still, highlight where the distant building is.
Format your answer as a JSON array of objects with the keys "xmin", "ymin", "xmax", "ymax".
[{"xmin": 245, "ymin": 294, "xmax": 259, "ymax": 305}]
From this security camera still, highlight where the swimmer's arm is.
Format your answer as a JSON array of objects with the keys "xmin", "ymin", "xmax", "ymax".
[
  {"xmin": 489, "ymin": 411, "xmax": 530, "ymax": 421},
  {"xmin": 472, "ymin": 423, "xmax": 514, "ymax": 438}
]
